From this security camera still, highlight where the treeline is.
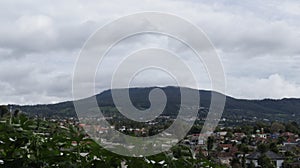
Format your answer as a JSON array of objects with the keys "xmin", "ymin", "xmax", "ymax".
[{"xmin": 218, "ymin": 121, "xmax": 300, "ymax": 135}]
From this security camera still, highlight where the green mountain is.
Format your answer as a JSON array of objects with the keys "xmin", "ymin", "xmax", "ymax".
[{"xmin": 9, "ymin": 86, "xmax": 300, "ymax": 123}]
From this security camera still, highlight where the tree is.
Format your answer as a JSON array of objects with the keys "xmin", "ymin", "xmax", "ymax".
[
  {"xmin": 269, "ymin": 142, "xmax": 279, "ymax": 153},
  {"xmin": 270, "ymin": 122, "xmax": 285, "ymax": 133},
  {"xmin": 225, "ymin": 131, "xmax": 233, "ymax": 139},
  {"xmin": 238, "ymin": 144, "xmax": 249, "ymax": 168},
  {"xmin": 277, "ymin": 136, "xmax": 285, "ymax": 145},
  {"xmin": 248, "ymin": 161, "xmax": 255, "ymax": 168},
  {"xmin": 172, "ymin": 146, "xmax": 182, "ymax": 158},
  {"xmin": 240, "ymin": 125, "xmax": 253, "ymax": 135},
  {"xmin": 257, "ymin": 143, "xmax": 268, "ymax": 153},
  {"xmin": 258, "ymin": 154, "xmax": 275, "ymax": 168},
  {"xmin": 285, "ymin": 122, "xmax": 300, "ymax": 134},
  {"xmin": 0, "ymin": 105, "xmax": 9, "ymax": 117},
  {"xmin": 241, "ymin": 136, "xmax": 250, "ymax": 145},
  {"xmin": 207, "ymin": 136, "xmax": 214, "ymax": 156},
  {"xmin": 13, "ymin": 109, "xmax": 20, "ymax": 118},
  {"xmin": 230, "ymin": 158, "xmax": 241, "ymax": 168}
]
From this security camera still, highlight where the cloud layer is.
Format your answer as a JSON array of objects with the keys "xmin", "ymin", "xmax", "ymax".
[{"xmin": 1, "ymin": 0, "xmax": 300, "ymax": 104}]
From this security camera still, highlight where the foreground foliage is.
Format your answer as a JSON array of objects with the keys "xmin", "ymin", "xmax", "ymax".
[{"xmin": 0, "ymin": 111, "xmax": 223, "ymax": 168}]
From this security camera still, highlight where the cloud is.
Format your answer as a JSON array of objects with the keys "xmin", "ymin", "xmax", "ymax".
[
  {"xmin": 0, "ymin": 0, "xmax": 300, "ymax": 104},
  {"xmin": 0, "ymin": 51, "xmax": 74, "ymax": 104},
  {"xmin": 228, "ymin": 74, "xmax": 300, "ymax": 99}
]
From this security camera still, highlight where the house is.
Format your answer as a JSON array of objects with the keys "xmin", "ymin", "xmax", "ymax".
[
  {"xmin": 256, "ymin": 129, "xmax": 268, "ymax": 140},
  {"xmin": 281, "ymin": 132, "xmax": 297, "ymax": 143},
  {"xmin": 246, "ymin": 151, "xmax": 284, "ymax": 168},
  {"xmin": 195, "ymin": 133, "xmax": 211, "ymax": 145},
  {"xmin": 216, "ymin": 131, "xmax": 227, "ymax": 139},
  {"xmin": 190, "ymin": 134, "xmax": 199, "ymax": 145},
  {"xmin": 218, "ymin": 144, "xmax": 232, "ymax": 152},
  {"xmin": 285, "ymin": 161, "xmax": 300, "ymax": 168},
  {"xmin": 234, "ymin": 133, "xmax": 246, "ymax": 141},
  {"xmin": 279, "ymin": 142, "xmax": 299, "ymax": 154},
  {"xmin": 284, "ymin": 157, "xmax": 300, "ymax": 168},
  {"xmin": 270, "ymin": 133, "xmax": 280, "ymax": 139},
  {"xmin": 257, "ymin": 133, "xmax": 267, "ymax": 139},
  {"xmin": 216, "ymin": 144, "xmax": 239, "ymax": 166},
  {"xmin": 281, "ymin": 132, "xmax": 295, "ymax": 137},
  {"xmin": 217, "ymin": 152, "xmax": 233, "ymax": 166},
  {"xmin": 218, "ymin": 131, "xmax": 228, "ymax": 136}
]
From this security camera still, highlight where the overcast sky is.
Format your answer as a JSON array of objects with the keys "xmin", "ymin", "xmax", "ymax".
[{"xmin": 1, "ymin": 0, "xmax": 300, "ymax": 105}]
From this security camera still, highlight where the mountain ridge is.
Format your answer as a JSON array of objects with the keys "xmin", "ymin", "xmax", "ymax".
[{"xmin": 8, "ymin": 86, "xmax": 300, "ymax": 123}]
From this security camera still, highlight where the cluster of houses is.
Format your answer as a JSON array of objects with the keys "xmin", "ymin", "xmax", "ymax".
[
  {"xmin": 183, "ymin": 129, "xmax": 300, "ymax": 167},
  {"xmin": 56, "ymin": 117, "xmax": 300, "ymax": 167}
]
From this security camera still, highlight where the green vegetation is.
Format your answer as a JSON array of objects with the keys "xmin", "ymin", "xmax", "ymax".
[{"xmin": 0, "ymin": 106, "xmax": 224, "ymax": 168}]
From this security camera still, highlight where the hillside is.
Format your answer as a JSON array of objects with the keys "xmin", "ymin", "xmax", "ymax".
[{"xmin": 10, "ymin": 86, "xmax": 300, "ymax": 123}]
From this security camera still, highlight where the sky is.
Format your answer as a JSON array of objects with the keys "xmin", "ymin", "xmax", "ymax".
[{"xmin": 1, "ymin": 0, "xmax": 300, "ymax": 105}]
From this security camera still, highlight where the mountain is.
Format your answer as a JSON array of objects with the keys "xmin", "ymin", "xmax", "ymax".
[{"xmin": 10, "ymin": 86, "xmax": 300, "ymax": 123}]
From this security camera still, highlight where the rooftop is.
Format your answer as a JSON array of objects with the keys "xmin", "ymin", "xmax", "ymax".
[{"xmin": 247, "ymin": 151, "xmax": 284, "ymax": 160}]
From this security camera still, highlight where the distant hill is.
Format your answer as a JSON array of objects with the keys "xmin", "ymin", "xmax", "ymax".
[{"xmin": 10, "ymin": 86, "xmax": 300, "ymax": 123}]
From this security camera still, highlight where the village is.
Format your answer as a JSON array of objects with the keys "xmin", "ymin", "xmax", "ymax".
[
  {"xmin": 183, "ymin": 123, "xmax": 300, "ymax": 168},
  {"xmin": 58, "ymin": 115, "xmax": 300, "ymax": 168}
]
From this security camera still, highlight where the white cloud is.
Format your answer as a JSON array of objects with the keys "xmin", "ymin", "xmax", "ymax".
[{"xmin": 228, "ymin": 74, "xmax": 300, "ymax": 99}]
